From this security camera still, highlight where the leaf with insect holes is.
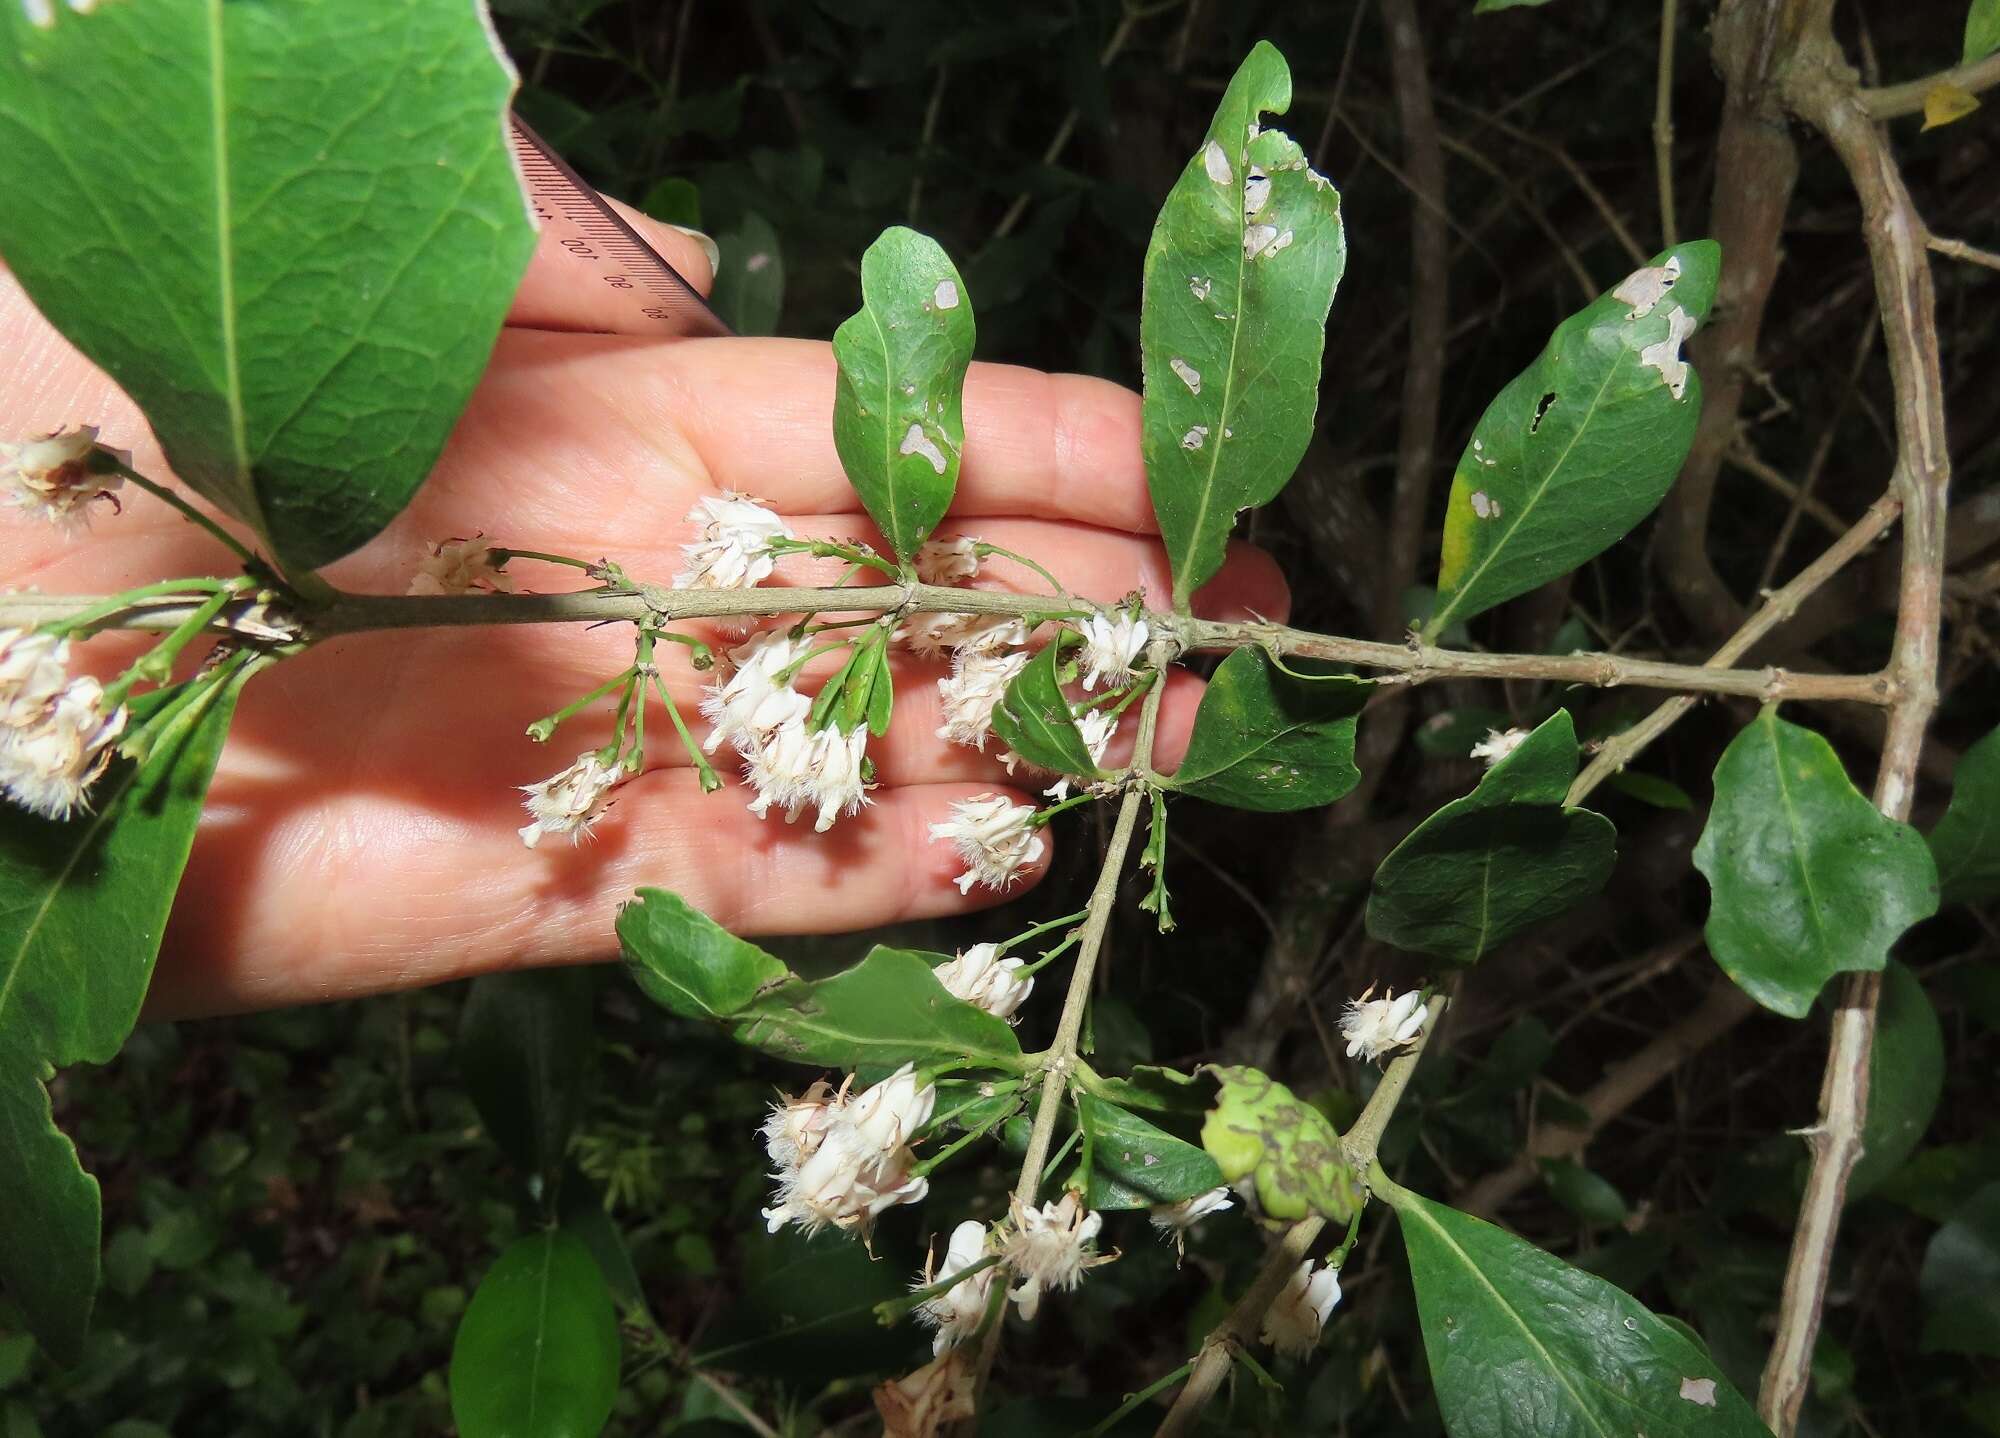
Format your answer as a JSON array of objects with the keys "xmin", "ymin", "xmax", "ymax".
[
  {"xmin": 1380, "ymin": 1180, "xmax": 1769, "ymax": 1438},
  {"xmin": 0, "ymin": 0, "xmax": 536, "ymax": 571},
  {"xmin": 0, "ymin": 668, "xmax": 245, "ymax": 1362},
  {"xmin": 450, "ymin": 1231, "xmax": 619, "ymax": 1438},
  {"xmin": 1140, "ymin": 41, "xmax": 1346, "ymax": 608},
  {"xmin": 831, "ymin": 227, "xmax": 975, "ymax": 564},
  {"xmin": 1693, "ymin": 710, "xmax": 1938, "ymax": 1018},
  {"xmin": 1426, "ymin": 242, "xmax": 1720, "ymax": 635},
  {"xmin": 1170, "ymin": 650, "xmax": 1368, "ymax": 810},
  {"xmin": 1929, "ymin": 724, "xmax": 2000, "ymax": 904},
  {"xmin": 1367, "ymin": 711, "xmax": 1616, "ymax": 964},
  {"xmin": 989, "ymin": 642, "xmax": 1102, "ymax": 779}
]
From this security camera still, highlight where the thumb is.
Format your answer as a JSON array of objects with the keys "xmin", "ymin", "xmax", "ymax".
[{"xmin": 506, "ymin": 184, "xmax": 718, "ymax": 336}]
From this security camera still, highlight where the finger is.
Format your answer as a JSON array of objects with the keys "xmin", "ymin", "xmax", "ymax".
[
  {"xmin": 505, "ymin": 192, "xmax": 717, "ymax": 334},
  {"xmin": 151, "ymin": 773, "xmax": 1049, "ymax": 1017}
]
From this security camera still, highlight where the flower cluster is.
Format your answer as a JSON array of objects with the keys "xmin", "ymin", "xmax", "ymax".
[
  {"xmin": 675, "ymin": 491, "xmax": 792, "ymax": 590},
  {"xmin": 408, "ymin": 537, "xmax": 513, "ymax": 596},
  {"xmin": 761, "ymin": 1064, "xmax": 935, "ymax": 1239},
  {"xmin": 1148, "ymin": 1184, "xmax": 1234, "ymax": 1258},
  {"xmin": 0, "ymin": 628, "xmax": 128, "ymax": 820},
  {"xmin": 2, "ymin": 425, "xmax": 122, "ymax": 529},
  {"xmin": 1001, "ymin": 1190, "xmax": 1111, "ymax": 1320},
  {"xmin": 929, "ymin": 794, "xmax": 1044, "ymax": 894},
  {"xmin": 1261, "ymin": 1259, "xmax": 1342, "ymax": 1358},
  {"xmin": 912, "ymin": 1219, "xmax": 997, "ymax": 1354},
  {"xmin": 517, "ymin": 749, "xmax": 622, "ymax": 847},
  {"xmin": 1078, "ymin": 605, "xmax": 1149, "ymax": 691},
  {"xmin": 702, "ymin": 629, "xmax": 873, "ymax": 832},
  {"xmin": 934, "ymin": 646, "xmax": 1028, "ymax": 751},
  {"xmin": 932, "ymin": 942, "xmax": 1034, "ymax": 1021},
  {"xmin": 1339, "ymin": 987, "xmax": 1429, "ymax": 1063}
]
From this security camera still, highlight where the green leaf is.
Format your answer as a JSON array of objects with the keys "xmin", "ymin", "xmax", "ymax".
[
  {"xmin": 831, "ymin": 226, "xmax": 975, "ymax": 563},
  {"xmin": 1929, "ymin": 724, "xmax": 2000, "ymax": 904},
  {"xmin": 0, "ymin": 0, "xmax": 536, "ymax": 571},
  {"xmin": 617, "ymin": 888, "xmax": 789, "ymax": 1021},
  {"xmin": 1427, "ymin": 242, "xmax": 1720, "ymax": 634},
  {"xmin": 458, "ymin": 970, "xmax": 598, "ymax": 1199},
  {"xmin": 1076, "ymin": 1095, "xmax": 1222, "ymax": 1211},
  {"xmin": 638, "ymin": 176, "xmax": 701, "ymax": 229},
  {"xmin": 1474, "ymin": 0, "xmax": 1557, "ymax": 10},
  {"xmin": 1850, "ymin": 961, "xmax": 1944, "ymax": 1200},
  {"xmin": 710, "ymin": 212, "xmax": 784, "ymax": 337},
  {"xmin": 1382, "ymin": 1182, "xmax": 1769, "ymax": 1437},
  {"xmin": 1539, "ymin": 1159, "xmax": 1630, "ymax": 1228},
  {"xmin": 733, "ymin": 946, "xmax": 1026, "ymax": 1074},
  {"xmin": 1968, "ymin": 0, "xmax": 2000, "ymax": 64},
  {"xmin": 1169, "ymin": 650, "xmax": 1367, "ymax": 810},
  {"xmin": 1139, "ymin": 41, "xmax": 1347, "ymax": 607},
  {"xmin": 1200, "ymin": 1066, "xmax": 1362, "ymax": 1222},
  {"xmin": 1607, "ymin": 770, "xmax": 1694, "ymax": 811},
  {"xmin": 1920, "ymin": 1181, "xmax": 2000, "ymax": 1357},
  {"xmin": 1367, "ymin": 712, "xmax": 1617, "ymax": 964},
  {"xmin": 1693, "ymin": 710, "xmax": 1939, "ymax": 1019},
  {"xmin": 0, "ymin": 667, "xmax": 244, "ymax": 1362},
  {"xmin": 988, "ymin": 642, "xmax": 1099, "ymax": 778},
  {"xmin": 449, "ymin": 1231, "xmax": 620, "ymax": 1438}
]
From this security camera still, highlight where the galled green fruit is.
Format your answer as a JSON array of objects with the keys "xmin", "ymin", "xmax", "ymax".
[{"xmin": 1202, "ymin": 1065, "xmax": 1363, "ymax": 1222}]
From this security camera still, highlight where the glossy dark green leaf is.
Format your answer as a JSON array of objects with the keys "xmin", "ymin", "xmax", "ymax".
[
  {"xmin": 449, "ymin": 1231, "xmax": 620, "ymax": 1438},
  {"xmin": 1919, "ymin": 1181, "xmax": 2000, "ymax": 1357},
  {"xmin": 0, "ymin": 668, "xmax": 243, "ymax": 1362},
  {"xmin": 1384, "ymin": 1183, "xmax": 1768, "ymax": 1437},
  {"xmin": 0, "ymin": 0, "xmax": 536, "ymax": 570},
  {"xmin": 1427, "ymin": 242, "xmax": 1720, "ymax": 634},
  {"xmin": 1693, "ymin": 710, "xmax": 1939, "ymax": 1018},
  {"xmin": 1851, "ymin": 961, "xmax": 1944, "ymax": 1200},
  {"xmin": 989, "ymin": 642, "xmax": 1099, "ymax": 778},
  {"xmin": 1201, "ymin": 1066, "xmax": 1362, "ymax": 1222},
  {"xmin": 1169, "ymin": 650, "xmax": 1367, "ymax": 810},
  {"xmin": 710, "ymin": 212, "xmax": 784, "ymax": 337},
  {"xmin": 1367, "ymin": 712, "xmax": 1617, "ymax": 964},
  {"xmin": 1139, "ymin": 42, "xmax": 1346, "ymax": 607},
  {"xmin": 831, "ymin": 226, "xmax": 975, "ymax": 562},
  {"xmin": 732, "ymin": 946, "xmax": 1026, "ymax": 1074},
  {"xmin": 1089, "ymin": 1064, "xmax": 1211, "ymax": 1115},
  {"xmin": 459, "ymin": 970, "xmax": 597, "ymax": 1198},
  {"xmin": 1929, "ymin": 724, "xmax": 2000, "ymax": 904},
  {"xmin": 1608, "ymin": 770, "xmax": 1694, "ymax": 811},
  {"xmin": 1539, "ymin": 1159, "xmax": 1629, "ymax": 1228},
  {"xmin": 1969, "ymin": 0, "xmax": 2000, "ymax": 64},
  {"xmin": 1076, "ymin": 1096, "xmax": 1222, "ymax": 1211},
  {"xmin": 557, "ymin": 1173, "xmax": 649, "ymax": 1318},
  {"xmin": 617, "ymin": 888, "xmax": 788, "ymax": 1022}
]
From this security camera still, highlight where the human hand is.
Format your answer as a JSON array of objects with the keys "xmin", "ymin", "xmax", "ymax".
[{"xmin": 0, "ymin": 204, "xmax": 1287, "ymax": 1018}]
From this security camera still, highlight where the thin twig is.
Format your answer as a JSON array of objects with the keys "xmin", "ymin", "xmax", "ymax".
[
  {"xmin": 1654, "ymin": 0, "xmax": 1680, "ymax": 245},
  {"xmin": 1859, "ymin": 48, "xmax": 2000, "ymax": 119},
  {"xmin": 1926, "ymin": 233, "xmax": 2000, "ymax": 273}
]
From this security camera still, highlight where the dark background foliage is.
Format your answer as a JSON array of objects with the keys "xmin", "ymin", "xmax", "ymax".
[{"xmin": 14, "ymin": 1, "xmax": 1997, "ymax": 1433}]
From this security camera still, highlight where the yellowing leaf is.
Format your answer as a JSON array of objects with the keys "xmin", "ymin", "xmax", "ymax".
[{"xmin": 1922, "ymin": 83, "xmax": 1981, "ymax": 131}]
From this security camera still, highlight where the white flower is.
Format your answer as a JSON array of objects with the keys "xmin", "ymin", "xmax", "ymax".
[
  {"xmin": 0, "ymin": 674, "xmax": 127, "ymax": 820},
  {"xmin": 674, "ymin": 491, "xmax": 792, "ymax": 589},
  {"xmin": 803, "ymin": 722, "xmax": 871, "ymax": 832},
  {"xmin": 935, "ymin": 647, "xmax": 1028, "ymax": 751},
  {"xmin": 916, "ymin": 536, "xmax": 981, "ymax": 586},
  {"xmin": 0, "ymin": 628, "xmax": 72, "ymax": 730},
  {"xmin": 1149, "ymin": 1186, "xmax": 1235, "ymax": 1257},
  {"xmin": 1260, "ymin": 1260, "xmax": 1341, "ymax": 1358},
  {"xmin": 742, "ymin": 714, "xmax": 818, "ymax": 820},
  {"xmin": 899, "ymin": 613, "xmax": 1029, "ymax": 659},
  {"xmin": 760, "ymin": 1078, "xmax": 843, "ymax": 1172},
  {"xmin": 517, "ymin": 750, "xmax": 622, "ymax": 848},
  {"xmin": 408, "ymin": 537, "xmax": 513, "ymax": 596},
  {"xmin": 929, "ymin": 794, "xmax": 1045, "ymax": 894},
  {"xmin": 1339, "ymin": 988, "xmax": 1428, "ymax": 1062},
  {"xmin": 1043, "ymin": 707, "xmax": 1117, "ymax": 801},
  {"xmin": 933, "ymin": 943, "xmax": 1034, "ymax": 1021},
  {"xmin": 1002, "ymin": 1191, "xmax": 1109, "ymax": 1320},
  {"xmin": 761, "ymin": 1065, "xmax": 936, "ymax": 1240},
  {"xmin": 1470, "ymin": 726, "xmax": 1530, "ymax": 767},
  {"xmin": 914, "ymin": 1220, "xmax": 996, "ymax": 1355},
  {"xmin": 1077, "ymin": 608, "xmax": 1149, "ymax": 691},
  {"xmin": 703, "ymin": 629, "xmax": 814, "ymax": 756},
  {"xmin": 2, "ymin": 425, "xmax": 122, "ymax": 528}
]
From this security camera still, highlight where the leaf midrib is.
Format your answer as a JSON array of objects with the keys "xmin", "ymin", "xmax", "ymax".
[
  {"xmin": 205, "ymin": 0, "xmax": 254, "ymax": 511},
  {"xmin": 1405, "ymin": 1200, "xmax": 1619, "ymax": 1438},
  {"xmin": 1766, "ymin": 716, "xmax": 1833, "ymax": 963}
]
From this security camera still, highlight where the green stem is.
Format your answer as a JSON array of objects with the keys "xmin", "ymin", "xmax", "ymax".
[
  {"xmin": 527, "ymin": 667, "xmax": 637, "ymax": 743},
  {"xmin": 109, "ymin": 460, "xmax": 260, "ymax": 568},
  {"xmin": 997, "ymin": 908, "xmax": 1090, "ymax": 956},
  {"xmin": 911, "ymin": 1100, "xmax": 1022, "ymax": 1178},
  {"xmin": 101, "ymin": 586, "xmax": 244, "ymax": 709},
  {"xmin": 1012, "ymin": 929, "xmax": 1083, "ymax": 979},
  {"xmin": 1343, "ymin": 993, "xmax": 1447, "ymax": 1174},
  {"xmin": 876, "ymin": 1254, "xmax": 1004, "ymax": 1325},
  {"xmin": 651, "ymin": 668, "xmax": 721, "ymax": 791},
  {"xmin": 973, "ymin": 541, "xmax": 1069, "ymax": 597},
  {"xmin": 1029, "ymin": 790, "xmax": 1098, "ymax": 827},
  {"xmin": 40, "ymin": 577, "xmax": 233, "ymax": 639},
  {"xmin": 1082, "ymin": 1359, "xmax": 1198, "ymax": 1438}
]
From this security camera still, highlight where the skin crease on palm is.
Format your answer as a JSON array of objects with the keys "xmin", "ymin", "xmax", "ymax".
[{"xmin": 0, "ymin": 200, "xmax": 1290, "ymax": 1020}]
